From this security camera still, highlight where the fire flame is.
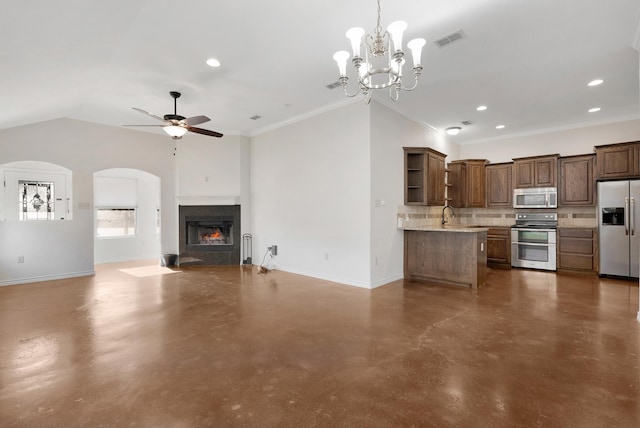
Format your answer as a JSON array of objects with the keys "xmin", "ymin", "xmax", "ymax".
[{"xmin": 204, "ymin": 229, "xmax": 222, "ymax": 239}]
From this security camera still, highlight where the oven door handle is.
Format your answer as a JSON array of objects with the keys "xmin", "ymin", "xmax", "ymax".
[{"xmin": 511, "ymin": 242, "xmax": 552, "ymax": 247}]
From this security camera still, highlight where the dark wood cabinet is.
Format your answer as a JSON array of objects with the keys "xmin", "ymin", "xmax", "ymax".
[
  {"xmin": 447, "ymin": 159, "xmax": 488, "ymax": 208},
  {"xmin": 559, "ymin": 154, "xmax": 595, "ymax": 206},
  {"xmin": 404, "ymin": 147, "xmax": 446, "ymax": 206},
  {"xmin": 595, "ymin": 141, "xmax": 640, "ymax": 179},
  {"xmin": 557, "ymin": 228, "xmax": 596, "ymax": 272},
  {"xmin": 513, "ymin": 154, "xmax": 558, "ymax": 188},
  {"xmin": 487, "ymin": 227, "xmax": 511, "ymax": 267},
  {"xmin": 486, "ymin": 163, "xmax": 513, "ymax": 207}
]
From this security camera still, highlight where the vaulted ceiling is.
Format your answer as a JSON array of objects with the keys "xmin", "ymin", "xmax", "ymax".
[{"xmin": 1, "ymin": 0, "xmax": 639, "ymax": 144}]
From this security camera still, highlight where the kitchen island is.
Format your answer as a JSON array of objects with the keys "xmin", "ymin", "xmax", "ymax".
[{"xmin": 404, "ymin": 226, "xmax": 488, "ymax": 289}]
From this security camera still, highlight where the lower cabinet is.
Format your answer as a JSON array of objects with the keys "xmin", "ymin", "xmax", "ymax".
[
  {"xmin": 557, "ymin": 228, "xmax": 597, "ymax": 272},
  {"xmin": 487, "ymin": 227, "xmax": 511, "ymax": 267}
]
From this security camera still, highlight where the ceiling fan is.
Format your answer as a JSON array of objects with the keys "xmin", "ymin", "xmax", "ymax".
[{"xmin": 125, "ymin": 91, "xmax": 223, "ymax": 139}]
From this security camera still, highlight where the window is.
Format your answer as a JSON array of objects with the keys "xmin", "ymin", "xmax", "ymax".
[
  {"xmin": 96, "ymin": 208, "xmax": 136, "ymax": 237},
  {"xmin": 19, "ymin": 180, "xmax": 55, "ymax": 221}
]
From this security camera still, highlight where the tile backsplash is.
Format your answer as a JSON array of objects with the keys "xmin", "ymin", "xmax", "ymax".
[{"xmin": 397, "ymin": 205, "xmax": 597, "ymax": 229}]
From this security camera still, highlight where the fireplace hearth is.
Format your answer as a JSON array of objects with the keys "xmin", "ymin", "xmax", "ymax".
[{"xmin": 179, "ymin": 205, "xmax": 241, "ymax": 265}]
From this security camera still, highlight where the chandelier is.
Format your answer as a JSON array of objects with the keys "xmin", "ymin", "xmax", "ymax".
[{"xmin": 332, "ymin": 0, "xmax": 426, "ymax": 103}]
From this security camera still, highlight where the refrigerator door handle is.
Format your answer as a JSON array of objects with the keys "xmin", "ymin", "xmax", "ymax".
[
  {"xmin": 625, "ymin": 197, "xmax": 630, "ymax": 236},
  {"xmin": 631, "ymin": 197, "xmax": 635, "ymax": 236}
]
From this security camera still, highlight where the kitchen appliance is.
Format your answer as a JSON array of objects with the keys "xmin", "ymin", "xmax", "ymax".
[
  {"xmin": 511, "ymin": 212, "xmax": 557, "ymax": 271},
  {"xmin": 513, "ymin": 187, "xmax": 558, "ymax": 209},
  {"xmin": 598, "ymin": 180, "xmax": 640, "ymax": 278}
]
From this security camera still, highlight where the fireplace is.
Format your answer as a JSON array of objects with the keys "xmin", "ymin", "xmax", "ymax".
[{"xmin": 179, "ymin": 205, "xmax": 241, "ymax": 265}]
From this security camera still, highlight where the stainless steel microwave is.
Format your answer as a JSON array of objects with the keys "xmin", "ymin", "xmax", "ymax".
[{"xmin": 513, "ymin": 187, "xmax": 558, "ymax": 209}]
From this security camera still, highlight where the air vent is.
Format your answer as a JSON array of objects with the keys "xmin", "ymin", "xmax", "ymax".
[
  {"xmin": 250, "ymin": 115, "xmax": 262, "ymax": 120},
  {"xmin": 461, "ymin": 120, "xmax": 473, "ymax": 126},
  {"xmin": 434, "ymin": 29, "xmax": 466, "ymax": 48},
  {"xmin": 326, "ymin": 81, "xmax": 342, "ymax": 90}
]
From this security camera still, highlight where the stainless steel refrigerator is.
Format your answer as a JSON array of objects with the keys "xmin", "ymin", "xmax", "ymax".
[{"xmin": 598, "ymin": 180, "xmax": 640, "ymax": 278}]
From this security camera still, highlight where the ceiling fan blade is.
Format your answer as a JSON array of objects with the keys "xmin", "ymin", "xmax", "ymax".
[
  {"xmin": 187, "ymin": 126, "xmax": 223, "ymax": 138},
  {"xmin": 132, "ymin": 107, "xmax": 167, "ymax": 122},
  {"xmin": 183, "ymin": 115, "xmax": 210, "ymax": 126}
]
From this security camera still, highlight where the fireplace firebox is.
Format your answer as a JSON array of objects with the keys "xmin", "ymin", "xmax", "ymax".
[
  {"xmin": 179, "ymin": 205, "xmax": 241, "ymax": 265},
  {"xmin": 186, "ymin": 218, "xmax": 233, "ymax": 247}
]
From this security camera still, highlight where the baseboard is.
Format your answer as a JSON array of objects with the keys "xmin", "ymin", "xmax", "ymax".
[{"xmin": 0, "ymin": 270, "xmax": 95, "ymax": 287}]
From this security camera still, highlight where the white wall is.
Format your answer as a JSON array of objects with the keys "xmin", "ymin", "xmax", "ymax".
[
  {"xmin": 251, "ymin": 102, "xmax": 373, "ymax": 287},
  {"xmin": 0, "ymin": 118, "xmax": 176, "ymax": 285},
  {"xmin": 460, "ymin": 119, "xmax": 640, "ymax": 162},
  {"xmin": 94, "ymin": 168, "xmax": 161, "ymax": 264},
  {"xmin": 370, "ymin": 102, "xmax": 460, "ymax": 287}
]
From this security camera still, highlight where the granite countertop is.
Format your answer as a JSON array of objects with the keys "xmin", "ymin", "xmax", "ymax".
[{"xmin": 402, "ymin": 225, "xmax": 489, "ymax": 232}]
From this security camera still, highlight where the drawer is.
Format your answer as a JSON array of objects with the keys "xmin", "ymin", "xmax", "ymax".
[
  {"xmin": 559, "ymin": 253, "xmax": 594, "ymax": 271},
  {"xmin": 487, "ymin": 227, "xmax": 510, "ymax": 236},
  {"xmin": 559, "ymin": 237, "xmax": 593, "ymax": 255},
  {"xmin": 558, "ymin": 228, "xmax": 594, "ymax": 239}
]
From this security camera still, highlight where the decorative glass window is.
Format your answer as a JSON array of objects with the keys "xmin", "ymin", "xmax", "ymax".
[
  {"xmin": 96, "ymin": 208, "xmax": 136, "ymax": 237},
  {"xmin": 19, "ymin": 180, "xmax": 54, "ymax": 221}
]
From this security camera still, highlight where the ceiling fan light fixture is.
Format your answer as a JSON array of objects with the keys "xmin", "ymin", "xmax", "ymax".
[
  {"xmin": 163, "ymin": 125, "xmax": 188, "ymax": 138},
  {"xmin": 445, "ymin": 127, "xmax": 462, "ymax": 135}
]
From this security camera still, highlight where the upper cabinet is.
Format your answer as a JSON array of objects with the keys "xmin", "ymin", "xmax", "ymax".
[
  {"xmin": 404, "ymin": 147, "xmax": 446, "ymax": 206},
  {"xmin": 512, "ymin": 154, "xmax": 558, "ymax": 188},
  {"xmin": 447, "ymin": 159, "xmax": 488, "ymax": 208},
  {"xmin": 595, "ymin": 141, "xmax": 640, "ymax": 180},
  {"xmin": 486, "ymin": 162, "xmax": 513, "ymax": 207},
  {"xmin": 559, "ymin": 154, "xmax": 595, "ymax": 206}
]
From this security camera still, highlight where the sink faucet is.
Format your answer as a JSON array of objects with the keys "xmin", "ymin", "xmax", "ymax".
[{"xmin": 442, "ymin": 205, "xmax": 455, "ymax": 225}]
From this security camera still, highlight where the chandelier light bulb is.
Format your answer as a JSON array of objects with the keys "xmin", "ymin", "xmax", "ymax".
[
  {"xmin": 346, "ymin": 27, "xmax": 365, "ymax": 57},
  {"xmin": 333, "ymin": 51, "xmax": 350, "ymax": 76},
  {"xmin": 387, "ymin": 20, "xmax": 407, "ymax": 52},
  {"xmin": 407, "ymin": 38, "xmax": 426, "ymax": 67}
]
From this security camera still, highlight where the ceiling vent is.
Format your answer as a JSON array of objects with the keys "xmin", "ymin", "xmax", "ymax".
[
  {"xmin": 461, "ymin": 120, "xmax": 473, "ymax": 126},
  {"xmin": 326, "ymin": 81, "xmax": 342, "ymax": 90},
  {"xmin": 434, "ymin": 30, "xmax": 466, "ymax": 48},
  {"xmin": 250, "ymin": 115, "xmax": 262, "ymax": 120}
]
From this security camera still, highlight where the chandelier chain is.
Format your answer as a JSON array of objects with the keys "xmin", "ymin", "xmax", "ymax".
[{"xmin": 375, "ymin": 0, "xmax": 383, "ymax": 37}]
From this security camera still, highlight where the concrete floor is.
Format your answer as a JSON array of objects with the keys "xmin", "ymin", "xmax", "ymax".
[{"xmin": 1, "ymin": 261, "xmax": 639, "ymax": 427}]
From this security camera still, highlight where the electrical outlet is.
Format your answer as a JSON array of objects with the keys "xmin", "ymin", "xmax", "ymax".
[
  {"xmin": 271, "ymin": 245, "xmax": 277, "ymax": 256},
  {"xmin": 17, "ymin": 256, "xmax": 24, "ymax": 263}
]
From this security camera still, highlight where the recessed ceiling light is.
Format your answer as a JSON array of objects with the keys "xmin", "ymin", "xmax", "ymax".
[
  {"xmin": 496, "ymin": 125, "xmax": 505, "ymax": 129},
  {"xmin": 206, "ymin": 58, "xmax": 221, "ymax": 67},
  {"xmin": 445, "ymin": 127, "xmax": 461, "ymax": 135},
  {"xmin": 588, "ymin": 79, "xmax": 604, "ymax": 87},
  {"xmin": 588, "ymin": 107, "xmax": 601, "ymax": 113},
  {"xmin": 476, "ymin": 105, "xmax": 487, "ymax": 111}
]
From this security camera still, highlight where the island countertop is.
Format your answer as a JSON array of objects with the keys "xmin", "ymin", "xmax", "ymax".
[{"xmin": 401, "ymin": 225, "xmax": 489, "ymax": 233}]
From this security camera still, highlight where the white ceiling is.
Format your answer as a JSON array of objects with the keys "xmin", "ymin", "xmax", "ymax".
[{"xmin": 1, "ymin": 0, "xmax": 639, "ymax": 144}]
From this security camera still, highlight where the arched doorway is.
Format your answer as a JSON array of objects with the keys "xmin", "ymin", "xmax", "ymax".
[{"xmin": 94, "ymin": 168, "xmax": 161, "ymax": 264}]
